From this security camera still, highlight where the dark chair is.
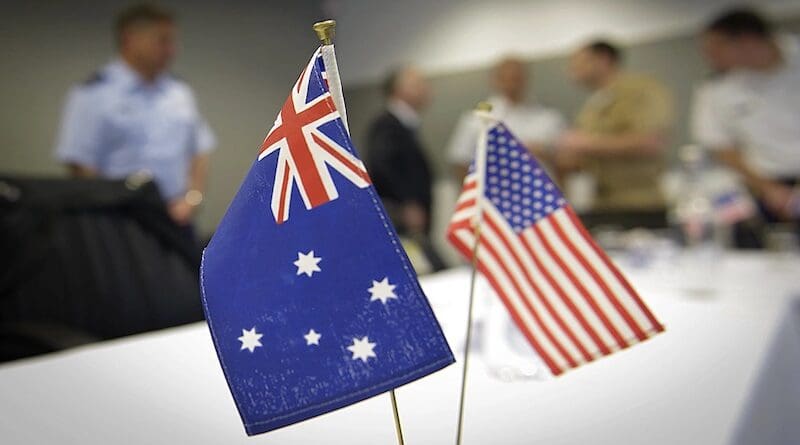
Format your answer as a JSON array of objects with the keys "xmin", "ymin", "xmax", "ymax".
[
  {"xmin": 0, "ymin": 322, "xmax": 99, "ymax": 362},
  {"xmin": 0, "ymin": 175, "xmax": 204, "ymax": 362}
]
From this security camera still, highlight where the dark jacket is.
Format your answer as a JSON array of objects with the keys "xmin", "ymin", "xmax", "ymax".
[{"xmin": 365, "ymin": 110, "xmax": 433, "ymax": 232}]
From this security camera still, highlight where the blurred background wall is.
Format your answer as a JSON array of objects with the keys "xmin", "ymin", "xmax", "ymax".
[
  {"xmin": 2, "ymin": 0, "xmax": 799, "ymax": 236},
  {"xmin": 335, "ymin": 0, "xmax": 800, "ymax": 178},
  {"xmin": 332, "ymin": 0, "xmax": 800, "ymax": 84}
]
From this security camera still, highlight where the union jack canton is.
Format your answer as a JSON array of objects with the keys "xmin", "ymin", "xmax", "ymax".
[{"xmin": 258, "ymin": 52, "xmax": 370, "ymax": 224}]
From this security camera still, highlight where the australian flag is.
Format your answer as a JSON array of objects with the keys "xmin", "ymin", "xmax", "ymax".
[{"xmin": 200, "ymin": 46, "xmax": 454, "ymax": 435}]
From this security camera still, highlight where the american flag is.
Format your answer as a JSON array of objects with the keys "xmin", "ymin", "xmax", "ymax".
[
  {"xmin": 258, "ymin": 48, "xmax": 370, "ymax": 224},
  {"xmin": 447, "ymin": 123, "xmax": 664, "ymax": 375},
  {"xmin": 711, "ymin": 190, "xmax": 754, "ymax": 225}
]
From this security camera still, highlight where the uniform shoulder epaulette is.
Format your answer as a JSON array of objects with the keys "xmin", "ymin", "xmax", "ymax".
[
  {"xmin": 169, "ymin": 72, "xmax": 189, "ymax": 85},
  {"xmin": 81, "ymin": 70, "xmax": 106, "ymax": 87}
]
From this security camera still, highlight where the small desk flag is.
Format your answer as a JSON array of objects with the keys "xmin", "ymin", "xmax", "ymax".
[
  {"xmin": 447, "ymin": 122, "xmax": 663, "ymax": 376},
  {"xmin": 201, "ymin": 45, "xmax": 454, "ymax": 435}
]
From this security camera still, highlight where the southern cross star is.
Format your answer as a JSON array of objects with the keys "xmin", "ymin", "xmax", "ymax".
[
  {"xmin": 304, "ymin": 329, "xmax": 321, "ymax": 346},
  {"xmin": 294, "ymin": 250, "xmax": 321, "ymax": 277},
  {"xmin": 368, "ymin": 277, "xmax": 397, "ymax": 304},
  {"xmin": 238, "ymin": 327, "xmax": 263, "ymax": 353},
  {"xmin": 347, "ymin": 336, "xmax": 377, "ymax": 363}
]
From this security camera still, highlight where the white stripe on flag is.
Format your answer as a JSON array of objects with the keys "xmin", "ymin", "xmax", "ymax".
[{"xmin": 451, "ymin": 208, "xmax": 475, "ymax": 224}]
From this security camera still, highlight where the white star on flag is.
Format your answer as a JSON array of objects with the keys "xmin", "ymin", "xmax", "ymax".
[
  {"xmin": 294, "ymin": 250, "xmax": 321, "ymax": 277},
  {"xmin": 238, "ymin": 327, "xmax": 263, "ymax": 353},
  {"xmin": 368, "ymin": 277, "xmax": 397, "ymax": 304},
  {"xmin": 304, "ymin": 329, "xmax": 321, "ymax": 346},
  {"xmin": 347, "ymin": 336, "xmax": 376, "ymax": 362}
]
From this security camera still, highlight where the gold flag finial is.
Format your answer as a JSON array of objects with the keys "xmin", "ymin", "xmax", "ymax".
[
  {"xmin": 313, "ymin": 20, "xmax": 336, "ymax": 45},
  {"xmin": 475, "ymin": 101, "xmax": 493, "ymax": 112}
]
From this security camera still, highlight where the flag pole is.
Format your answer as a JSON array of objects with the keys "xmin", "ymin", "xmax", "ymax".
[
  {"xmin": 313, "ymin": 18, "xmax": 406, "ymax": 445},
  {"xmin": 389, "ymin": 389, "xmax": 406, "ymax": 445},
  {"xmin": 313, "ymin": 19, "xmax": 349, "ymax": 131},
  {"xmin": 455, "ymin": 101, "xmax": 493, "ymax": 445}
]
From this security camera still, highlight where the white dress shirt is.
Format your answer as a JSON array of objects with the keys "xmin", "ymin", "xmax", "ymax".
[
  {"xmin": 386, "ymin": 98, "xmax": 421, "ymax": 130},
  {"xmin": 447, "ymin": 95, "xmax": 565, "ymax": 166},
  {"xmin": 691, "ymin": 35, "xmax": 800, "ymax": 178}
]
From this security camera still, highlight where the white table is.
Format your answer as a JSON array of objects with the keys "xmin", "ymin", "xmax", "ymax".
[{"xmin": 1, "ymin": 252, "xmax": 798, "ymax": 445}]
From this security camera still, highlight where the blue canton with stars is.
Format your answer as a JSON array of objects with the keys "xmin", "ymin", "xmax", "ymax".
[
  {"xmin": 485, "ymin": 124, "xmax": 566, "ymax": 233},
  {"xmin": 200, "ymin": 51, "xmax": 454, "ymax": 436}
]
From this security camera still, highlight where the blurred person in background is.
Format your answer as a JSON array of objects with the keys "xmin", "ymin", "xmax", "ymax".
[
  {"xmin": 448, "ymin": 56, "xmax": 565, "ymax": 183},
  {"xmin": 695, "ymin": 8, "xmax": 800, "ymax": 244},
  {"xmin": 557, "ymin": 40, "xmax": 674, "ymax": 217},
  {"xmin": 54, "ymin": 3, "xmax": 216, "ymax": 230},
  {"xmin": 365, "ymin": 66, "xmax": 444, "ymax": 271}
]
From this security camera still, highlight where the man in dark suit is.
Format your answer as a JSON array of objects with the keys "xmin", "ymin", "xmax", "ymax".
[
  {"xmin": 365, "ymin": 66, "xmax": 444, "ymax": 271},
  {"xmin": 366, "ymin": 66, "xmax": 434, "ymax": 236}
]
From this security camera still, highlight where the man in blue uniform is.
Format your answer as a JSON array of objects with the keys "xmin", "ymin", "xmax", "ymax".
[{"xmin": 54, "ymin": 3, "xmax": 215, "ymax": 227}]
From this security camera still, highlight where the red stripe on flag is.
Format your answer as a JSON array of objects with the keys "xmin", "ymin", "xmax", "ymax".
[
  {"xmin": 454, "ymin": 198, "xmax": 476, "ymax": 213},
  {"xmin": 462, "ymin": 180, "xmax": 477, "ymax": 192},
  {"xmin": 277, "ymin": 163, "xmax": 291, "ymax": 224}
]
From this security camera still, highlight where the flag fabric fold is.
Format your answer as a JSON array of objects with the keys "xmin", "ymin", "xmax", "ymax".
[
  {"xmin": 201, "ymin": 46, "xmax": 454, "ymax": 436},
  {"xmin": 447, "ymin": 122, "xmax": 664, "ymax": 376}
]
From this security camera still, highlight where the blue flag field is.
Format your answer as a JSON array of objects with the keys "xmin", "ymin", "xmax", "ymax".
[{"xmin": 200, "ymin": 47, "xmax": 454, "ymax": 435}]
